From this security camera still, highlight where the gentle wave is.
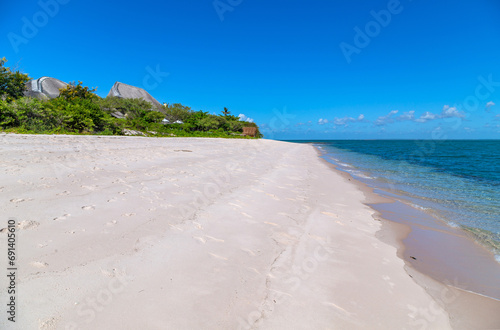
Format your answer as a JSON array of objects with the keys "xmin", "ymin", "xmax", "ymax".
[{"xmin": 312, "ymin": 140, "xmax": 500, "ymax": 260}]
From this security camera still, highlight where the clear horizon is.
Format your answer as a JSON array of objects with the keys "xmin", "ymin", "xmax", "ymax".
[{"xmin": 2, "ymin": 0, "xmax": 499, "ymax": 139}]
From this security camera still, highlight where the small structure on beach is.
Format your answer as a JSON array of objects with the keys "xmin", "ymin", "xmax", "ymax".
[
  {"xmin": 242, "ymin": 127, "xmax": 257, "ymax": 137},
  {"xmin": 107, "ymin": 82, "xmax": 163, "ymax": 110},
  {"xmin": 24, "ymin": 77, "xmax": 68, "ymax": 99}
]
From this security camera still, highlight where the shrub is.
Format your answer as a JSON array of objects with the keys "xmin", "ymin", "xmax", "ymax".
[
  {"xmin": 11, "ymin": 97, "xmax": 54, "ymax": 132},
  {"xmin": 46, "ymin": 97, "xmax": 106, "ymax": 132},
  {"xmin": 143, "ymin": 111, "xmax": 165, "ymax": 123},
  {"xmin": 0, "ymin": 58, "xmax": 30, "ymax": 102},
  {"xmin": 164, "ymin": 103, "xmax": 193, "ymax": 122},
  {"xmin": 97, "ymin": 96, "xmax": 158, "ymax": 119},
  {"xmin": 0, "ymin": 99, "xmax": 19, "ymax": 128},
  {"xmin": 227, "ymin": 119, "xmax": 243, "ymax": 132},
  {"xmin": 59, "ymin": 81, "xmax": 98, "ymax": 101}
]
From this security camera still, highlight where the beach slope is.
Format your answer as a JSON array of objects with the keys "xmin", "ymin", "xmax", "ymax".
[{"xmin": 0, "ymin": 135, "xmax": 451, "ymax": 329}]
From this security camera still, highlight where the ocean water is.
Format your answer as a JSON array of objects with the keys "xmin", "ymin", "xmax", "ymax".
[{"xmin": 295, "ymin": 140, "xmax": 500, "ymax": 260}]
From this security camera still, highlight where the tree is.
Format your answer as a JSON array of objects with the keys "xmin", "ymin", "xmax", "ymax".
[
  {"xmin": 143, "ymin": 110, "xmax": 165, "ymax": 123},
  {"xmin": 222, "ymin": 107, "xmax": 230, "ymax": 116},
  {"xmin": 97, "ymin": 96, "xmax": 156, "ymax": 118},
  {"xmin": 59, "ymin": 81, "xmax": 98, "ymax": 101},
  {"xmin": 164, "ymin": 103, "xmax": 193, "ymax": 122},
  {"xmin": 0, "ymin": 58, "xmax": 30, "ymax": 102},
  {"xmin": 46, "ymin": 97, "xmax": 106, "ymax": 132}
]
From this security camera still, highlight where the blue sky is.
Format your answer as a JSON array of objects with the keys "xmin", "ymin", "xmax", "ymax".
[{"xmin": 1, "ymin": 0, "xmax": 499, "ymax": 139}]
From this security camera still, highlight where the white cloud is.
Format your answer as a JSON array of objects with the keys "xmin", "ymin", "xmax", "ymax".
[
  {"xmin": 486, "ymin": 101, "xmax": 495, "ymax": 112},
  {"xmin": 398, "ymin": 110, "xmax": 415, "ymax": 121},
  {"xmin": 333, "ymin": 114, "xmax": 366, "ymax": 126},
  {"xmin": 318, "ymin": 118, "xmax": 329, "ymax": 125},
  {"xmin": 375, "ymin": 110, "xmax": 398, "ymax": 126},
  {"xmin": 238, "ymin": 114, "xmax": 254, "ymax": 123},
  {"xmin": 296, "ymin": 121, "xmax": 313, "ymax": 127},
  {"xmin": 440, "ymin": 105, "xmax": 465, "ymax": 118},
  {"xmin": 334, "ymin": 117, "xmax": 353, "ymax": 125},
  {"xmin": 413, "ymin": 105, "xmax": 464, "ymax": 123},
  {"xmin": 415, "ymin": 111, "xmax": 438, "ymax": 123}
]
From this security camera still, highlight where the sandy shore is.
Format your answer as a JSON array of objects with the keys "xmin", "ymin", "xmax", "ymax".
[{"xmin": 0, "ymin": 134, "xmax": 484, "ymax": 329}]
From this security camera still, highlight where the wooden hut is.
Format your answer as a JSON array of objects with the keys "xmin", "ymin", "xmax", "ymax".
[{"xmin": 242, "ymin": 127, "xmax": 257, "ymax": 137}]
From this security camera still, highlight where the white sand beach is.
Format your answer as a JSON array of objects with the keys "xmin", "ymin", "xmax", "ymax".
[{"xmin": 0, "ymin": 134, "xmax": 490, "ymax": 329}]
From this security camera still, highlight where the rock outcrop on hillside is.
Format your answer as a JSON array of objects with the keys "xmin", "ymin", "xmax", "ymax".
[
  {"xmin": 24, "ymin": 78, "xmax": 164, "ymax": 113},
  {"xmin": 107, "ymin": 82, "xmax": 162, "ymax": 109},
  {"xmin": 24, "ymin": 77, "xmax": 68, "ymax": 99}
]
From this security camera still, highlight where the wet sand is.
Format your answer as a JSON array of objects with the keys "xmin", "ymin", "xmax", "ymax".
[{"xmin": 314, "ymin": 145, "xmax": 500, "ymax": 329}]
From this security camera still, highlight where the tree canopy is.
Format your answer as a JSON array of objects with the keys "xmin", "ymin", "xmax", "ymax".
[
  {"xmin": 59, "ymin": 81, "xmax": 98, "ymax": 101},
  {"xmin": 0, "ymin": 58, "xmax": 30, "ymax": 102}
]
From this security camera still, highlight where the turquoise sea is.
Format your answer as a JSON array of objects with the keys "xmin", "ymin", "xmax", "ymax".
[{"xmin": 293, "ymin": 140, "xmax": 500, "ymax": 261}]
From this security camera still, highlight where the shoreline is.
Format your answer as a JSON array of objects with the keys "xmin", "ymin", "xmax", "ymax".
[
  {"xmin": 311, "ymin": 143, "xmax": 500, "ymax": 328},
  {"xmin": 0, "ymin": 134, "xmax": 496, "ymax": 329}
]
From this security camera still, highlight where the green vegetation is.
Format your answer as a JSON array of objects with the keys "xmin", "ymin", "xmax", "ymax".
[
  {"xmin": 0, "ymin": 58, "xmax": 31, "ymax": 102},
  {"xmin": 0, "ymin": 59, "xmax": 262, "ymax": 138}
]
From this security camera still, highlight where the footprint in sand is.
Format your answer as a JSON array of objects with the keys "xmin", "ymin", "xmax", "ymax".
[
  {"xmin": 229, "ymin": 202, "xmax": 242, "ymax": 209},
  {"xmin": 209, "ymin": 252, "xmax": 228, "ymax": 261},
  {"xmin": 382, "ymin": 275, "xmax": 395, "ymax": 289},
  {"xmin": 265, "ymin": 194, "xmax": 280, "ymax": 201},
  {"xmin": 101, "ymin": 269, "xmax": 116, "ymax": 278},
  {"xmin": 57, "ymin": 190, "xmax": 71, "ymax": 196},
  {"xmin": 81, "ymin": 185, "xmax": 98, "ymax": 190},
  {"xmin": 39, "ymin": 317, "xmax": 57, "ymax": 330},
  {"xmin": 38, "ymin": 241, "xmax": 51, "ymax": 248},
  {"xmin": 322, "ymin": 211, "xmax": 339, "ymax": 218},
  {"xmin": 193, "ymin": 236, "xmax": 206, "ymax": 244},
  {"xmin": 31, "ymin": 261, "xmax": 48, "ymax": 268},
  {"xmin": 241, "ymin": 248, "xmax": 256, "ymax": 256},
  {"xmin": 206, "ymin": 235, "xmax": 224, "ymax": 243},
  {"xmin": 53, "ymin": 214, "xmax": 71, "ymax": 221},
  {"xmin": 17, "ymin": 220, "xmax": 40, "ymax": 230},
  {"xmin": 82, "ymin": 205, "xmax": 95, "ymax": 211},
  {"xmin": 10, "ymin": 198, "xmax": 29, "ymax": 203},
  {"xmin": 168, "ymin": 224, "xmax": 183, "ymax": 231},
  {"xmin": 106, "ymin": 220, "xmax": 117, "ymax": 227},
  {"xmin": 122, "ymin": 213, "xmax": 135, "ymax": 217}
]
